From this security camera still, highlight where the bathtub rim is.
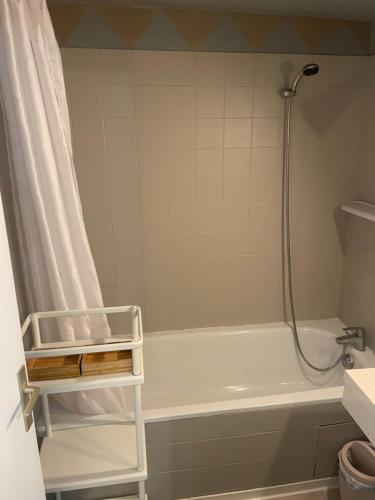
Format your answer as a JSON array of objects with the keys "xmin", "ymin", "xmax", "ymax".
[
  {"xmin": 142, "ymin": 385, "xmax": 344, "ymax": 422},
  {"xmin": 142, "ymin": 317, "xmax": 346, "ymax": 342}
]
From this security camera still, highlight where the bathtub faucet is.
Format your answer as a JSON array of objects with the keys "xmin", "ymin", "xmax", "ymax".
[{"xmin": 335, "ymin": 327, "xmax": 366, "ymax": 351}]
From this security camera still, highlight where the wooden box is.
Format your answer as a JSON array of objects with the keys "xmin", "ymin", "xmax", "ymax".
[
  {"xmin": 81, "ymin": 350, "xmax": 132, "ymax": 376},
  {"xmin": 27, "ymin": 354, "xmax": 82, "ymax": 381}
]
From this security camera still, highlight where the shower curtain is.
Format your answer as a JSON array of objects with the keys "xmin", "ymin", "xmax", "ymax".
[{"xmin": 0, "ymin": 0, "xmax": 126, "ymax": 414}]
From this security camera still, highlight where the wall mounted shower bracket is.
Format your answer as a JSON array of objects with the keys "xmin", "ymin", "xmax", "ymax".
[{"xmin": 341, "ymin": 200, "xmax": 375, "ymax": 223}]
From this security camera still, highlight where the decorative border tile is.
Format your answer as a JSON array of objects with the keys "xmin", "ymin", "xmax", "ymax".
[{"xmin": 48, "ymin": 4, "xmax": 372, "ymax": 55}]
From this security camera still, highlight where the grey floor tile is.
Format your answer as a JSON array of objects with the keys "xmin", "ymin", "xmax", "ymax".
[
  {"xmin": 324, "ymin": 488, "xmax": 341, "ymax": 500},
  {"xmin": 280, "ymin": 492, "xmax": 325, "ymax": 500}
]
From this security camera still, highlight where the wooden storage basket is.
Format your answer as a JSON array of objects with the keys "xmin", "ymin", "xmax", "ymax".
[
  {"xmin": 81, "ymin": 350, "xmax": 132, "ymax": 376},
  {"xmin": 27, "ymin": 354, "xmax": 82, "ymax": 381}
]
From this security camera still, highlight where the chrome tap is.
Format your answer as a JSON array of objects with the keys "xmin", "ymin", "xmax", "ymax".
[{"xmin": 335, "ymin": 327, "xmax": 366, "ymax": 351}]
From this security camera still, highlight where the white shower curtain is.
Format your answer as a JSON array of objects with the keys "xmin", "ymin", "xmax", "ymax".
[{"xmin": 0, "ymin": 0, "xmax": 126, "ymax": 414}]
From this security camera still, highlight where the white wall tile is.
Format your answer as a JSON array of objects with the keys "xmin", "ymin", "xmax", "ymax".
[
  {"xmin": 252, "ymin": 118, "xmax": 280, "ymax": 147},
  {"xmin": 196, "ymin": 52, "xmax": 225, "ymax": 86},
  {"xmin": 133, "ymin": 50, "xmax": 164, "ymax": 84},
  {"xmin": 253, "ymin": 87, "xmax": 282, "ymax": 118},
  {"xmin": 100, "ymin": 50, "xmax": 133, "ymax": 84},
  {"xmin": 225, "ymin": 53, "xmax": 254, "ymax": 86},
  {"xmin": 224, "ymin": 119, "xmax": 252, "ymax": 148},
  {"xmin": 165, "ymin": 51, "xmax": 195, "ymax": 85},
  {"xmin": 224, "ymin": 149, "xmax": 251, "ymax": 177},
  {"xmin": 166, "ymin": 86, "xmax": 195, "ymax": 118},
  {"xmin": 104, "ymin": 118, "xmax": 136, "ymax": 149},
  {"xmin": 136, "ymin": 118, "xmax": 166, "ymax": 149},
  {"xmin": 102, "ymin": 85, "xmax": 134, "ymax": 117},
  {"xmin": 134, "ymin": 85, "xmax": 165, "ymax": 118},
  {"xmin": 196, "ymin": 87, "xmax": 225, "ymax": 118},
  {"xmin": 251, "ymin": 148, "xmax": 282, "ymax": 177},
  {"xmin": 167, "ymin": 118, "xmax": 195, "ymax": 148},
  {"xmin": 138, "ymin": 149, "xmax": 167, "ymax": 208},
  {"xmin": 197, "ymin": 149, "xmax": 223, "ymax": 179},
  {"xmin": 108, "ymin": 149, "xmax": 139, "ymax": 210},
  {"xmin": 72, "ymin": 116, "xmax": 105, "ymax": 149},
  {"xmin": 65, "ymin": 48, "xmax": 100, "ymax": 83},
  {"xmin": 197, "ymin": 177, "xmax": 223, "ymax": 206},
  {"xmin": 225, "ymin": 87, "xmax": 253, "ymax": 118},
  {"xmin": 253, "ymin": 54, "xmax": 285, "ymax": 86},
  {"xmin": 167, "ymin": 149, "xmax": 196, "ymax": 206},
  {"xmin": 221, "ymin": 205, "xmax": 249, "ymax": 231},
  {"xmin": 224, "ymin": 177, "xmax": 249, "ymax": 205},
  {"xmin": 196, "ymin": 119, "xmax": 224, "ymax": 148},
  {"xmin": 69, "ymin": 84, "xmax": 102, "ymax": 117},
  {"xmin": 197, "ymin": 206, "xmax": 221, "ymax": 232}
]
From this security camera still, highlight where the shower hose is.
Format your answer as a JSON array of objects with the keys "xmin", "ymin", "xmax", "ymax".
[{"xmin": 282, "ymin": 97, "xmax": 346, "ymax": 372}]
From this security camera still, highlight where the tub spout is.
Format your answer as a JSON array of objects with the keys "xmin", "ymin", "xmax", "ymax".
[{"xmin": 336, "ymin": 327, "xmax": 366, "ymax": 351}]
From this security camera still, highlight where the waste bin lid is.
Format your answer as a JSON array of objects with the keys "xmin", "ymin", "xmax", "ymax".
[{"xmin": 340, "ymin": 441, "xmax": 375, "ymax": 489}]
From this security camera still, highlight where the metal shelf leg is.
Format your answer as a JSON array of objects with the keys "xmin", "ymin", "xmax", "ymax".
[
  {"xmin": 139, "ymin": 480, "xmax": 146, "ymax": 500},
  {"xmin": 55, "ymin": 492, "xmax": 62, "ymax": 500}
]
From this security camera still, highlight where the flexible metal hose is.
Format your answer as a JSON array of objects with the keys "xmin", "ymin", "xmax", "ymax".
[{"xmin": 282, "ymin": 97, "xmax": 346, "ymax": 372}]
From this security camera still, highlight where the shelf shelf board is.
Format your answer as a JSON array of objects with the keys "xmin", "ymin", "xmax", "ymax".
[
  {"xmin": 36, "ymin": 399, "xmax": 130, "ymax": 435},
  {"xmin": 41, "ymin": 423, "xmax": 147, "ymax": 493},
  {"xmin": 35, "ymin": 370, "xmax": 143, "ymax": 395},
  {"xmin": 341, "ymin": 201, "xmax": 375, "ymax": 222},
  {"xmin": 104, "ymin": 497, "xmax": 148, "ymax": 500}
]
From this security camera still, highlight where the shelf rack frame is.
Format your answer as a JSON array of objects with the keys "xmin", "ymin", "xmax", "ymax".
[{"xmin": 22, "ymin": 305, "xmax": 147, "ymax": 500}]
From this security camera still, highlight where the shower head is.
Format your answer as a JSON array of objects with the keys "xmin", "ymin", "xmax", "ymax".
[
  {"xmin": 302, "ymin": 63, "xmax": 319, "ymax": 77},
  {"xmin": 281, "ymin": 63, "xmax": 320, "ymax": 97}
]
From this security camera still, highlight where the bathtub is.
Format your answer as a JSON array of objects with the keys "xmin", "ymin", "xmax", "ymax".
[{"xmin": 142, "ymin": 318, "xmax": 374, "ymax": 422}]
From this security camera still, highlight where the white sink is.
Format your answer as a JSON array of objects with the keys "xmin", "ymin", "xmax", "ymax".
[{"xmin": 343, "ymin": 368, "xmax": 375, "ymax": 444}]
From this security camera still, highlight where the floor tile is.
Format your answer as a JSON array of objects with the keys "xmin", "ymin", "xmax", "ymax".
[
  {"xmin": 324, "ymin": 488, "xmax": 341, "ymax": 500},
  {"xmin": 278, "ymin": 492, "xmax": 324, "ymax": 500}
]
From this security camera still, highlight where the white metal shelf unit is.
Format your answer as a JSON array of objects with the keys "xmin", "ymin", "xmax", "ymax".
[{"xmin": 22, "ymin": 306, "xmax": 147, "ymax": 500}]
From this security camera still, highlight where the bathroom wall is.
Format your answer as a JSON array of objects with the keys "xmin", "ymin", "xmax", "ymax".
[
  {"xmin": 62, "ymin": 48, "xmax": 365, "ymax": 332},
  {"xmin": 340, "ymin": 55, "xmax": 375, "ymax": 351}
]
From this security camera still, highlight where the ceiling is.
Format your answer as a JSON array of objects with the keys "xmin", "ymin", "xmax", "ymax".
[{"xmin": 47, "ymin": 0, "xmax": 375, "ymax": 21}]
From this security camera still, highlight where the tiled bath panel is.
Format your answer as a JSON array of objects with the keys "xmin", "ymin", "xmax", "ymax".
[
  {"xmin": 145, "ymin": 402, "xmax": 363, "ymax": 499},
  {"xmin": 56, "ymin": 402, "xmax": 364, "ymax": 500}
]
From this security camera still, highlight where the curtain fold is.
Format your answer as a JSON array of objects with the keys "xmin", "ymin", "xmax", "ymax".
[{"xmin": 0, "ymin": 0, "xmax": 126, "ymax": 414}]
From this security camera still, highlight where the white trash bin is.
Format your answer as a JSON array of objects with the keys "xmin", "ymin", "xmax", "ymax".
[{"xmin": 339, "ymin": 441, "xmax": 375, "ymax": 500}]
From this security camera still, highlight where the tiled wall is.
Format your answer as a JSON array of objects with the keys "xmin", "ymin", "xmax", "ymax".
[
  {"xmin": 62, "ymin": 48, "xmax": 365, "ymax": 332},
  {"xmin": 56, "ymin": 402, "xmax": 365, "ymax": 500},
  {"xmin": 340, "ymin": 55, "xmax": 375, "ymax": 351},
  {"xmin": 49, "ymin": 3, "xmax": 372, "ymax": 56}
]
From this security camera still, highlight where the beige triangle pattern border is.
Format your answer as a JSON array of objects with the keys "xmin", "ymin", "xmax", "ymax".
[
  {"xmin": 95, "ymin": 7, "xmax": 158, "ymax": 48},
  {"xmin": 48, "ymin": 4, "xmax": 373, "ymax": 55},
  {"xmin": 345, "ymin": 20, "xmax": 371, "ymax": 51},
  {"xmin": 166, "ymin": 9, "xmax": 225, "ymax": 49},
  {"xmin": 290, "ymin": 16, "xmax": 341, "ymax": 51},
  {"xmin": 48, "ymin": 4, "xmax": 88, "ymax": 45},
  {"xmin": 232, "ymin": 13, "xmax": 283, "ymax": 50}
]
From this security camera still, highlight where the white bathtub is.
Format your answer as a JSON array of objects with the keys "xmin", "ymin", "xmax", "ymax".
[
  {"xmin": 41, "ymin": 318, "xmax": 374, "ymax": 431},
  {"xmin": 142, "ymin": 318, "xmax": 374, "ymax": 422}
]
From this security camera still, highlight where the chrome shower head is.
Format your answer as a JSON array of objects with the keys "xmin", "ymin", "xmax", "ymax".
[
  {"xmin": 281, "ymin": 63, "xmax": 320, "ymax": 97},
  {"xmin": 302, "ymin": 63, "xmax": 319, "ymax": 77}
]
